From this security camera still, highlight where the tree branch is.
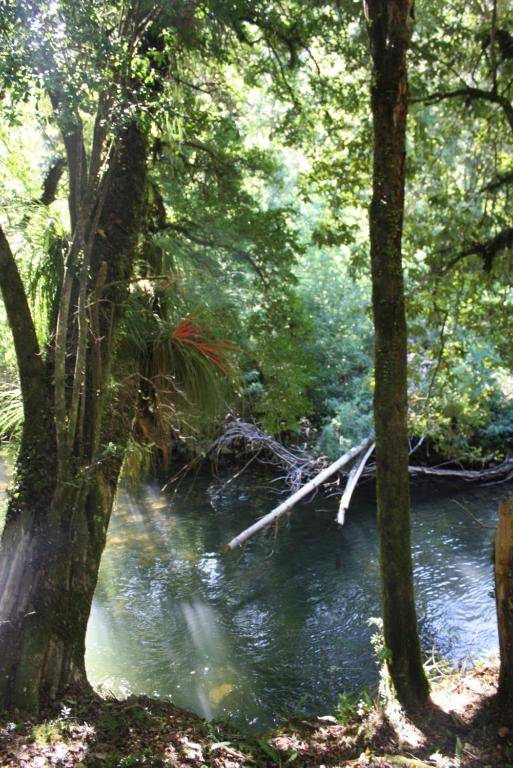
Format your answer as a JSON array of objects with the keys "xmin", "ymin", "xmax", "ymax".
[
  {"xmin": 0, "ymin": 226, "xmax": 46, "ymax": 417},
  {"xmin": 40, "ymin": 157, "xmax": 66, "ymax": 206},
  {"xmin": 440, "ymin": 226, "xmax": 513, "ymax": 273},
  {"xmin": 481, "ymin": 169, "xmax": 513, "ymax": 193},
  {"xmin": 412, "ymin": 86, "xmax": 513, "ymax": 133},
  {"xmin": 166, "ymin": 221, "xmax": 269, "ymax": 287},
  {"xmin": 48, "ymin": 85, "xmax": 88, "ymax": 231}
]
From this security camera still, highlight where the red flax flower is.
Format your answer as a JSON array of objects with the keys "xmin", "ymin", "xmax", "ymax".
[{"xmin": 171, "ymin": 315, "xmax": 237, "ymax": 376}]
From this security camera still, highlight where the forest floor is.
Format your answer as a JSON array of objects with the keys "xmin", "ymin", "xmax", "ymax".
[{"xmin": 0, "ymin": 664, "xmax": 510, "ymax": 768}]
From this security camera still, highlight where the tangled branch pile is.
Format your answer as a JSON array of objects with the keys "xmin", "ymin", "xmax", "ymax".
[{"xmin": 210, "ymin": 417, "xmax": 327, "ymax": 491}]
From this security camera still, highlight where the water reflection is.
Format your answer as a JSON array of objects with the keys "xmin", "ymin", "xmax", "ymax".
[
  {"xmin": 84, "ymin": 472, "xmax": 505, "ymax": 730},
  {"xmin": 180, "ymin": 600, "xmax": 239, "ymax": 719},
  {"xmin": 0, "ymin": 463, "xmax": 502, "ymax": 728}
]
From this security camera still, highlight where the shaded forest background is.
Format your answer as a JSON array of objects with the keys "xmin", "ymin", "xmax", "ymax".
[{"xmin": 0, "ymin": 0, "xmax": 512, "ymax": 471}]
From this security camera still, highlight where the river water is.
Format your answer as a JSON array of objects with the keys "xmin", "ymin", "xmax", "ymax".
[{"xmin": 79, "ymin": 469, "xmax": 505, "ymax": 730}]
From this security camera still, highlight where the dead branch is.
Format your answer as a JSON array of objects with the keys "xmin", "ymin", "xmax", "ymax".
[
  {"xmin": 337, "ymin": 441, "xmax": 375, "ymax": 525},
  {"xmin": 409, "ymin": 459, "xmax": 513, "ymax": 482},
  {"xmin": 452, "ymin": 499, "xmax": 496, "ymax": 529},
  {"xmin": 225, "ymin": 436, "xmax": 374, "ymax": 551},
  {"xmin": 213, "ymin": 418, "xmax": 513, "ymax": 490},
  {"xmin": 210, "ymin": 417, "xmax": 324, "ymax": 491}
]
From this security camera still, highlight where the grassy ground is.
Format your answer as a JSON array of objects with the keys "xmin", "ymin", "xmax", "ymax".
[{"xmin": 0, "ymin": 665, "xmax": 510, "ymax": 768}]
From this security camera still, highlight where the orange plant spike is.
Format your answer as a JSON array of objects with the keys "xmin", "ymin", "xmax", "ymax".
[{"xmin": 171, "ymin": 316, "xmax": 237, "ymax": 375}]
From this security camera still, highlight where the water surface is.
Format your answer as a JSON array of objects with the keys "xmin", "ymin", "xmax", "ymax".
[{"xmin": 84, "ymin": 469, "xmax": 505, "ymax": 729}]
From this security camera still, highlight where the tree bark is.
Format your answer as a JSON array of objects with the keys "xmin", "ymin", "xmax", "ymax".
[
  {"xmin": 366, "ymin": 0, "xmax": 430, "ymax": 710},
  {"xmin": 0, "ymin": 463, "xmax": 116, "ymax": 709},
  {"xmin": 0, "ymin": 228, "xmax": 47, "ymax": 438},
  {"xmin": 495, "ymin": 497, "xmax": 513, "ymax": 706},
  {"xmin": 0, "ymin": 122, "xmax": 147, "ymax": 713}
]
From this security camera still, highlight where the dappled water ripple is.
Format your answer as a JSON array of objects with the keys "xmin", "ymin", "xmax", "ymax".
[{"xmin": 85, "ymin": 470, "xmax": 504, "ymax": 730}]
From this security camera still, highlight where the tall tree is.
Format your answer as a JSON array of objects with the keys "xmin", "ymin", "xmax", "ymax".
[
  {"xmin": 366, "ymin": 0, "xmax": 430, "ymax": 710},
  {"xmin": 0, "ymin": 1, "xmax": 150, "ymax": 711},
  {"xmin": 0, "ymin": 0, "xmax": 306, "ymax": 712},
  {"xmin": 0, "ymin": 0, "xmax": 218, "ymax": 712},
  {"xmin": 495, "ymin": 497, "xmax": 513, "ymax": 706}
]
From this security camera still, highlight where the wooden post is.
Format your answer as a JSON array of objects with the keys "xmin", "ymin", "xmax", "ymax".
[{"xmin": 495, "ymin": 497, "xmax": 513, "ymax": 703}]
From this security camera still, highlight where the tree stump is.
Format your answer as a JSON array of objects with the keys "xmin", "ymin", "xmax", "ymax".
[{"xmin": 495, "ymin": 497, "xmax": 513, "ymax": 704}]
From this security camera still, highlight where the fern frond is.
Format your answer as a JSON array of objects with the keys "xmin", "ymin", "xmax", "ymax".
[{"xmin": 0, "ymin": 383, "xmax": 23, "ymax": 441}]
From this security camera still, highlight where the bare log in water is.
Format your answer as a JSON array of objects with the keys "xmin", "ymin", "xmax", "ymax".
[
  {"xmin": 218, "ymin": 418, "xmax": 513, "ymax": 551},
  {"xmin": 225, "ymin": 436, "xmax": 373, "ymax": 550},
  {"xmin": 408, "ymin": 459, "xmax": 513, "ymax": 483},
  {"xmin": 337, "ymin": 441, "xmax": 375, "ymax": 526}
]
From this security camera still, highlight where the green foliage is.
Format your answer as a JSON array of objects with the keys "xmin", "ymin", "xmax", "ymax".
[
  {"xmin": 0, "ymin": 0, "xmax": 512, "ymax": 468},
  {"xmin": 119, "ymin": 288, "xmax": 235, "ymax": 465},
  {"xmin": 253, "ymin": 737, "xmax": 299, "ymax": 766},
  {"xmin": 294, "ymin": 246, "xmax": 374, "ymax": 456},
  {"xmin": 316, "ymin": 393, "xmax": 373, "ymax": 459},
  {"xmin": 422, "ymin": 648, "xmax": 454, "ymax": 681},
  {"xmin": 478, "ymin": 397, "xmax": 513, "ymax": 452},
  {"xmin": 0, "ymin": 384, "xmax": 23, "ymax": 443},
  {"xmin": 97, "ymin": 705, "xmax": 152, "ymax": 741},
  {"xmin": 368, "ymin": 617, "xmax": 394, "ymax": 707},
  {"xmin": 0, "ymin": 0, "xmax": 315, "ymax": 461},
  {"xmin": 256, "ymin": 738, "xmax": 281, "ymax": 764},
  {"xmin": 31, "ymin": 720, "xmax": 65, "ymax": 746},
  {"xmin": 335, "ymin": 689, "xmax": 374, "ymax": 725},
  {"xmin": 408, "ymin": 318, "xmax": 513, "ymax": 460},
  {"xmin": 243, "ymin": 292, "xmax": 314, "ymax": 433}
]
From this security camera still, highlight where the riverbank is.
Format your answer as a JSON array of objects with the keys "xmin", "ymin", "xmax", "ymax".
[
  {"xmin": 209, "ymin": 418, "xmax": 513, "ymax": 490},
  {"xmin": 0, "ymin": 664, "xmax": 509, "ymax": 768}
]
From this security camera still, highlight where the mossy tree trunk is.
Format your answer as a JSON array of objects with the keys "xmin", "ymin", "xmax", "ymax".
[
  {"xmin": 366, "ymin": 0, "xmax": 430, "ymax": 710},
  {"xmin": 0, "ymin": 122, "xmax": 147, "ymax": 712},
  {"xmin": 0, "ymin": 452, "xmax": 121, "ymax": 710},
  {"xmin": 495, "ymin": 497, "xmax": 513, "ymax": 707}
]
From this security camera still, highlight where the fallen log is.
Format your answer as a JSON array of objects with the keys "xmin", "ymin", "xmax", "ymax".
[
  {"xmin": 337, "ymin": 441, "xmax": 375, "ymax": 525},
  {"xmin": 408, "ymin": 458, "xmax": 513, "ymax": 483},
  {"xmin": 225, "ymin": 436, "xmax": 373, "ymax": 550}
]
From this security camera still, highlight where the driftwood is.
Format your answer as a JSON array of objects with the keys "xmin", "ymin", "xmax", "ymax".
[
  {"xmin": 211, "ymin": 417, "xmax": 322, "ymax": 491},
  {"xmin": 226, "ymin": 436, "xmax": 373, "ymax": 550},
  {"xmin": 408, "ymin": 458, "xmax": 513, "ymax": 483},
  {"xmin": 218, "ymin": 417, "xmax": 513, "ymax": 551},
  {"xmin": 337, "ymin": 441, "xmax": 375, "ymax": 525}
]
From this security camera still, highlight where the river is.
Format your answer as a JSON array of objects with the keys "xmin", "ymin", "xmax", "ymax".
[{"xmin": 78, "ymin": 469, "xmax": 504, "ymax": 730}]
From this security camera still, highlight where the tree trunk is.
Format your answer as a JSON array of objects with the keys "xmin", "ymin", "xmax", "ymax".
[
  {"xmin": 0, "ymin": 123, "xmax": 147, "ymax": 713},
  {"xmin": 495, "ymin": 497, "xmax": 513, "ymax": 706},
  {"xmin": 366, "ymin": 0, "xmax": 430, "ymax": 710},
  {"xmin": 0, "ymin": 461, "xmax": 118, "ymax": 710}
]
